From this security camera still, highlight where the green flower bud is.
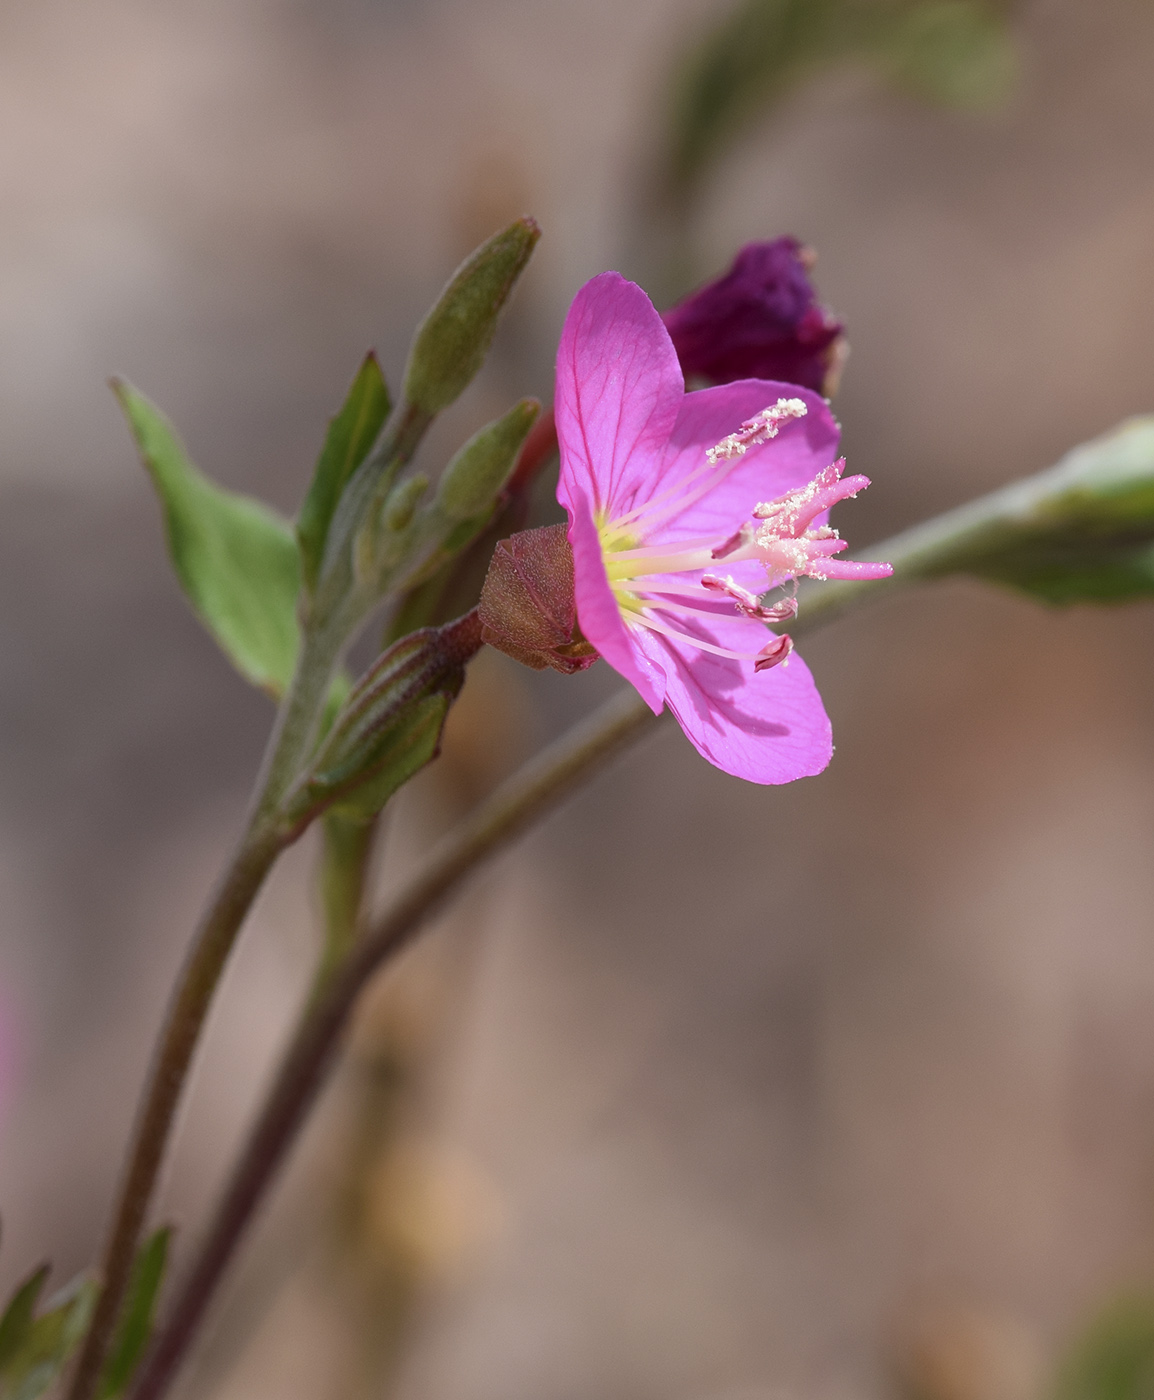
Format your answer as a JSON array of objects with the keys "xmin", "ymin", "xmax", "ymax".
[
  {"xmin": 436, "ymin": 398, "xmax": 540, "ymax": 522},
  {"xmin": 402, "ymin": 217, "xmax": 540, "ymax": 416},
  {"xmin": 383, "ymin": 473, "xmax": 428, "ymax": 533}
]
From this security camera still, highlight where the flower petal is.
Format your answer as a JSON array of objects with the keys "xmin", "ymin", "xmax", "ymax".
[
  {"xmin": 631, "ymin": 612, "xmax": 832, "ymax": 784},
  {"xmin": 566, "ymin": 485, "xmax": 666, "ymax": 712},
  {"xmin": 556, "ymin": 272, "xmax": 685, "ymax": 521},
  {"xmin": 651, "ymin": 381, "xmax": 841, "ymax": 547}
]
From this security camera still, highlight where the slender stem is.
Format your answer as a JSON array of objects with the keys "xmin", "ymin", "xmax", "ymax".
[
  {"xmin": 66, "ymin": 620, "xmax": 348, "ymax": 1400},
  {"xmin": 126, "ymin": 685, "xmax": 658, "ymax": 1400},
  {"xmin": 314, "ymin": 811, "xmax": 380, "ymax": 993},
  {"xmin": 123, "ymin": 492, "xmax": 1015, "ymax": 1400}
]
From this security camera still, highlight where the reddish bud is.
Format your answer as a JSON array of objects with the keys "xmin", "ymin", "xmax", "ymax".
[
  {"xmin": 478, "ymin": 524, "xmax": 599, "ymax": 674},
  {"xmin": 662, "ymin": 238, "xmax": 845, "ymax": 394}
]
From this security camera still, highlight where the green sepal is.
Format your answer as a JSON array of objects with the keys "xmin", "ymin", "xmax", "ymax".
[
  {"xmin": 0, "ymin": 1273, "xmax": 99, "ymax": 1400},
  {"xmin": 436, "ymin": 398, "xmax": 540, "ymax": 521},
  {"xmin": 98, "ymin": 1228, "xmax": 172, "ymax": 1400},
  {"xmin": 297, "ymin": 354, "xmax": 391, "ymax": 596},
  {"xmin": 1054, "ymin": 1295, "xmax": 1154, "ymax": 1400},
  {"xmin": 0, "ymin": 1269, "xmax": 50, "ymax": 1375},
  {"xmin": 114, "ymin": 380, "xmax": 302, "ymax": 698},
  {"xmin": 328, "ymin": 693, "xmax": 453, "ymax": 822},
  {"xmin": 924, "ymin": 416, "xmax": 1154, "ymax": 605},
  {"xmin": 402, "ymin": 218, "xmax": 540, "ymax": 417},
  {"xmin": 282, "ymin": 612, "xmax": 482, "ymax": 829}
]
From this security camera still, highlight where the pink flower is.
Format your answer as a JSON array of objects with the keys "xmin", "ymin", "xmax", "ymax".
[{"xmin": 556, "ymin": 272, "xmax": 890, "ymax": 784}]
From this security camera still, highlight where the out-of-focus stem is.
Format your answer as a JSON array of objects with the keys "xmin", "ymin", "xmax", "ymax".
[
  {"xmin": 124, "ymin": 486, "xmax": 1028, "ymax": 1400},
  {"xmin": 126, "ymin": 684, "xmax": 658, "ymax": 1400},
  {"xmin": 315, "ymin": 812, "xmax": 381, "ymax": 993},
  {"xmin": 65, "ymin": 617, "xmax": 348, "ymax": 1400}
]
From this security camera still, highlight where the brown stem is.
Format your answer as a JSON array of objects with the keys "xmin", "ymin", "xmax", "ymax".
[{"xmin": 126, "ymin": 685, "xmax": 660, "ymax": 1400}]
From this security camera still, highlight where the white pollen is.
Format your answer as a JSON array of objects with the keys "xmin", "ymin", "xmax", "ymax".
[{"xmin": 706, "ymin": 398, "xmax": 808, "ymax": 466}]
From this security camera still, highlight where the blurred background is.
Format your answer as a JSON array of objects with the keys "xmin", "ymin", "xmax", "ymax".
[{"xmin": 2, "ymin": 2, "xmax": 1154, "ymax": 1399}]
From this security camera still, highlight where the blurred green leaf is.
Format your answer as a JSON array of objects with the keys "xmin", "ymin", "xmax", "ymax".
[
  {"xmin": 0, "ymin": 1270, "xmax": 49, "ymax": 1375},
  {"xmin": 872, "ymin": 416, "xmax": 1154, "ymax": 606},
  {"xmin": 660, "ymin": 0, "xmax": 1016, "ymax": 204},
  {"xmin": 0, "ymin": 1274, "xmax": 99, "ymax": 1400},
  {"xmin": 98, "ymin": 1228, "xmax": 171, "ymax": 1400},
  {"xmin": 1055, "ymin": 1296, "xmax": 1154, "ymax": 1400},
  {"xmin": 115, "ymin": 380, "xmax": 302, "ymax": 697},
  {"xmin": 957, "ymin": 417, "xmax": 1154, "ymax": 604},
  {"xmin": 883, "ymin": 1, "xmax": 1017, "ymax": 108},
  {"xmin": 297, "ymin": 354, "xmax": 391, "ymax": 596}
]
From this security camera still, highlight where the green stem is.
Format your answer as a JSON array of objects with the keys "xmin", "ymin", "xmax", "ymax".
[
  {"xmin": 66, "ymin": 619, "xmax": 348, "ymax": 1400},
  {"xmin": 315, "ymin": 811, "xmax": 381, "ymax": 993}
]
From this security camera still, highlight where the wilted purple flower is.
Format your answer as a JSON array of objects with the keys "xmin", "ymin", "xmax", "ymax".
[{"xmin": 662, "ymin": 238, "xmax": 845, "ymax": 393}]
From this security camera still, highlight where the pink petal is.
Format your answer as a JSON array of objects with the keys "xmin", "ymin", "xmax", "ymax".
[
  {"xmin": 566, "ymin": 485, "xmax": 666, "ymax": 713},
  {"xmin": 650, "ymin": 381, "xmax": 841, "ymax": 548},
  {"xmin": 555, "ymin": 272, "xmax": 685, "ymax": 521},
  {"xmin": 631, "ymin": 612, "xmax": 833, "ymax": 784}
]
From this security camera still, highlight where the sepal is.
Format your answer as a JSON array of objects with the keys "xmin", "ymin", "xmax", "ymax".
[
  {"xmin": 478, "ymin": 525, "xmax": 599, "ymax": 674},
  {"xmin": 282, "ymin": 612, "xmax": 483, "ymax": 828}
]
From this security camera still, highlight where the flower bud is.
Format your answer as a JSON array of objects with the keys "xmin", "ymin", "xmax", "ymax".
[
  {"xmin": 436, "ymin": 398, "xmax": 540, "ymax": 521},
  {"xmin": 478, "ymin": 524, "xmax": 599, "ymax": 674},
  {"xmin": 662, "ymin": 238, "xmax": 845, "ymax": 393},
  {"xmin": 403, "ymin": 217, "xmax": 541, "ymax": 417}
]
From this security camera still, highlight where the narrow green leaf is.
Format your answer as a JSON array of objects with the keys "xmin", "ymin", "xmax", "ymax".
[
  {"xmin": 0, "ymin": 1274, "xmax": 99, "ymax": 1400},
  {"xmin": 98, "ymin": 1229, "xmax": 171, "ymax": 1400},
  {"xmin": 297, "ymin": 355, "xmax": 391, "ymax": 595},
  {"xmin": 0, "ymin": 1269, "xmax": 49, "ymax": 1374},
  {"xmin": 1055, "ymin": 1295, "xmax": 1154, "ymax": 1400},
  {"xmin": 114, "ymin": 380, "xmax": 302, "ymax": 697}
]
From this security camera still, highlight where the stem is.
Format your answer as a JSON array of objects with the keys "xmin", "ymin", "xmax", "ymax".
[
  {"xmin": 126, "ymin": 685, "xmax": 658, "ymax": 1400},
  {"xmin": 67, "ymin": 621, "xmax": 348, "ymax": 1400},
  {"xmin": 315, "ymin": 811, "xmax": 380, "ymax": 992},
  {"xmin": 124, "ymin": 494, "xmax": 1011, "ymax": 1400}
]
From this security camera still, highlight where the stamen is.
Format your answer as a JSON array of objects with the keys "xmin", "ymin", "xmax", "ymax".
[
  {"xmin": 706, "ymin": 398, "xmax": 807, "ymax": 465},
  {"xmin": 754, "ymin": 634, "xmax": 793, "ymax": 672},
  {"xmin": 700, "ymin": 572, "xmax": 782, "ymax": 622},
  {"xmin": 631, "ymin": 610, "xmax": 788, "ymax": 665}
]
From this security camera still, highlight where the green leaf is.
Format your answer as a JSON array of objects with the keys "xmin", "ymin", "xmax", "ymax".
[
  {"xmin": 883, "ymin": 1, "xmax": 1017, "ymax": 109},
  {"xmin": 0, "ymin": 1274, "xmax": 99, "ymax": 1400},
  {"xmin": 98, "ymin": 1228, "xmax": 171, "ymax": 1400},
  {"xmin": 1055, "ymin": 1296, "xmax": 1154, "ymax": 1400},
  {"xmin": 0, "ymin": 1270, "xmax": 49, "ymax": 1374},
  {"xmin": 297, "ymin": 354, "xmax": 391, "ymax": 595},
  {"xmin": 115, "ymin": 380, "xmax": 302, "ymax": 697},
  {"xmin": 871, "ymin": 416, "xmax": 1154, "ymax": 607},
  {"xmin": 658, "ymin": 0, "xmax": 1017, "ymax": 204}
]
